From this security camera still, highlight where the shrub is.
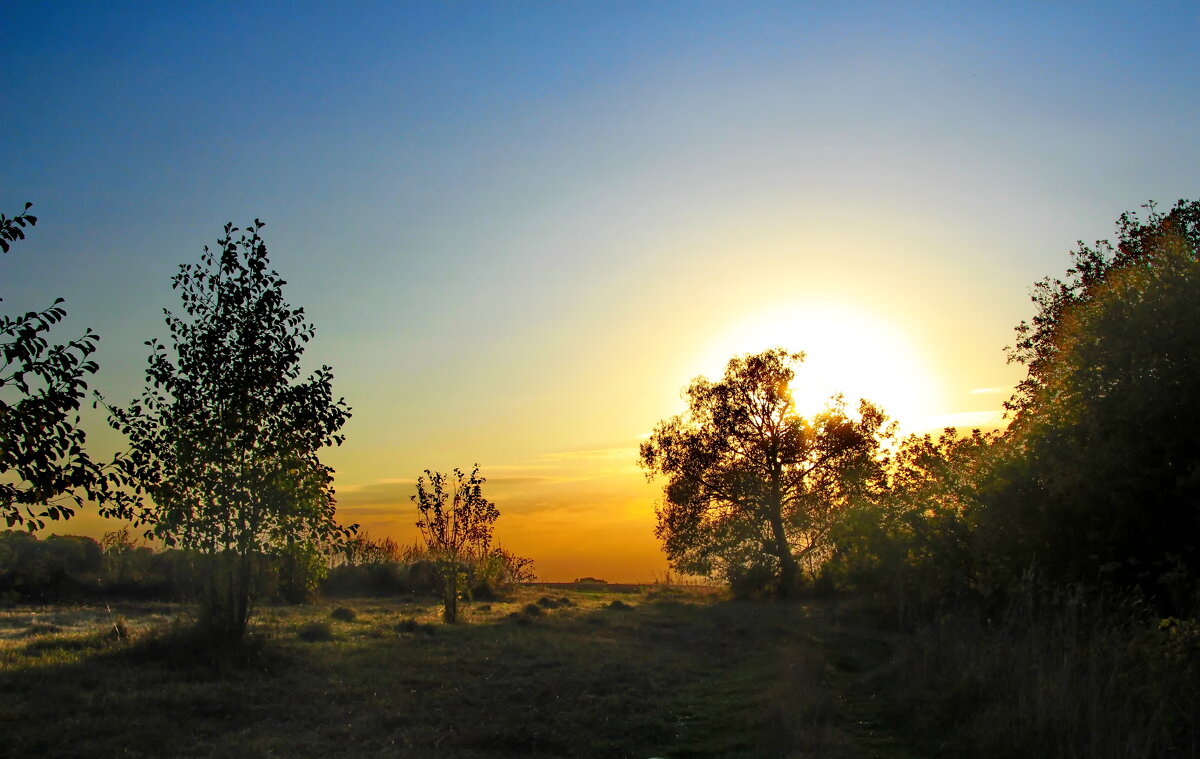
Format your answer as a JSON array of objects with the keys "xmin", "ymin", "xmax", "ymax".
[
  {"xmin": 330, "ymin": 606, "xmax": 356, "ymax": 622},
  {"xmin": 297, "ymin": 621, "xmax": 335, "ymax": 642}
]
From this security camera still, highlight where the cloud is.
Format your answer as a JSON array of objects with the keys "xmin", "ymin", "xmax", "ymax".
[
  {"xmin": 534, "ymin": 447, "xmax": 639, "ymax": 461},
  {"xmin": 911, "ymin": 409, "xmax": 1008, "ymax": 432},
  {"xmin": 336, "ymin": 480, "xmax": 415, "ymax": 508}
]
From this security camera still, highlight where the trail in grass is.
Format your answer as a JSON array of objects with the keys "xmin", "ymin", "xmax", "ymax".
[{"xmin": 660, "ymin": 599, "xmax": 922, "ymax": 759}]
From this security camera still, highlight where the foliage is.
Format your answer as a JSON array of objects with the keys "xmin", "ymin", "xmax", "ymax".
[
  {"xmin": 640, "ymin": 348, "xmax": 890, "ymax": 596},
  {"xmin": 827, "ymin": 427, "xmax": 998, "ymax": 618},
  {"xmin": 105, "ymin": 220, "xmax": 353, "ymax": 644},
  {"xmin": 335, "ymin": 530, "xmax": 407, "ymax": 567},
  {"xmin": 988, "ymin": 199, "xmax": 1200, "ymax": 600},
  {"xmin": 412, "ymin": 465, "xmax": 499, "ymax": 622},
  {"xmin": 0, "ymin": 530, "xmax": 103, "ymax": 600},
  {"xmin": 322, "ymin": 537, "xmax": 533, "ymax": 599},
  {"xmin": 1, "ymin": 203, "xmax": 106, "ymax": 529},
  {"xmin": 470, "ymin": 544, "xmax": 537, "ymax": 591},
  {"xmin": 274, "ymin": 539, "xmax": 328, "ymax": 604}
]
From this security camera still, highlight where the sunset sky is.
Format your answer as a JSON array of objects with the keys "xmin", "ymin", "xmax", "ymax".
[{"xmin": 4, "ymin": 2, "xmax": 1198, "ymax": 581}]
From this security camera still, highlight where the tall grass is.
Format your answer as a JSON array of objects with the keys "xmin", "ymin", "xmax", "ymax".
[{"xmin": 888, "ymin": 585, "xmax": 1200, "ymax": 758}]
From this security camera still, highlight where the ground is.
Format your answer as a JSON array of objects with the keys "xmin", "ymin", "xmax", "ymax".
[{"xmin": 0, "ymin": 585, "xmax": 920, "ymax": 758}]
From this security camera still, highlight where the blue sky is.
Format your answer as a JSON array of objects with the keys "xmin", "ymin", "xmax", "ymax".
[{"xmin": 3, "ymin": 2, "xmax": 1198, "ymax": 579}]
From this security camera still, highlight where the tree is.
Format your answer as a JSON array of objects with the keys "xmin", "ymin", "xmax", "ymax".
[
  {"xmin": 106, "ymin": 220, "xmax": 352, "ymax": 644},
  {"xmin": 989, "ymin": 199, "xmax": 1200, "ymax": 599},
  {"xmin": 412, "ymin": 465, "xmax": 499, "ymax": 622},
  {"xmin": 1, "ymin": 202, "xmax": 105, "ymax": 529},
  {"xmin": 640, "ymin": 348, "xmax": 890, "ymax": 596}
]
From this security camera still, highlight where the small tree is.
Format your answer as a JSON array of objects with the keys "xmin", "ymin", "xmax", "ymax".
[
  {"xmin": 106, "ymin": 220, "xmax": 352, "ymax": 645},
  {"xmin": 640, "ymin": 349, "xmax": 890, "ymax": 596},
  {"xmin": 1, "ymin": 202, "xmax": 108, "ymax": 529},
  {"xmin": 412, "ymin": 466, "xmax": 498, "ymax": 622}
]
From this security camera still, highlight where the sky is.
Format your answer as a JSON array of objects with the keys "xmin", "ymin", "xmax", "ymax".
[{"xmin": 3, "ymin": 2, "xmax": 1198, "ymax": 581}]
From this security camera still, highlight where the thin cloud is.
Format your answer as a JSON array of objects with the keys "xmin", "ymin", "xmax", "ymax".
[
  {"xmin": 969, "ymin": 386, "xmax": 1011, "ymax": 395},
  {"xmin": 535, "ymin": 447, "xmax": 639, "ymax": 461},
  {"xmin": 911, "ymin": 409, "xmax": 1008, "ymax": 433}
]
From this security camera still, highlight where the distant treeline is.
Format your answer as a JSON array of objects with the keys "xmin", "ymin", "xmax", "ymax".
[{"xmin": 0, "ymin": 528, "xmax": 534, "ymax": 605}]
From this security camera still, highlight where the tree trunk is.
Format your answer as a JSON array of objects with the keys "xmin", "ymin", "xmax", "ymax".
[
  {"xmin": 767, "ymin": 462, "xmax": 799, "ymax": 597},
  {"xmin": 768, "ymin": 509, "xmax": 799, "ymax": 597},
  {"xmin": 443, "ymin": 554, "xmax": 458, "ymax": 623}
]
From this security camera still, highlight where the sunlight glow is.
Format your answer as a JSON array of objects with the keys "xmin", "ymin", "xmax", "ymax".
[{"xmin": 695, "ymin": 301, "xmax": 942, "ymax": 431}]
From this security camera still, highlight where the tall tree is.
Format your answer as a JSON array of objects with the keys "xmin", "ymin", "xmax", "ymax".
[
  {"xmin": 1, "ymin": 203, "xmax": 104, "ymax": 529},
  {"xmin": 412, "ymin": 466, "xmax": 499, "ymax": 623},
  {"xmin": 106, "ymin": 220, "xmax": 352, "ymax": 644},
  {"xmin": 990, "ymin": 199, "xmax": 1200, "ymax": 596},
  {"xmin": 640, "ymin": 349, "xmax": 890, "ymax": 596}
]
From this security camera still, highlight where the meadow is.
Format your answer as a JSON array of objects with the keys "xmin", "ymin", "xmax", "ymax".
[{"xmin": 0, "ymin": 585, "xmax": 918, "ymax": 759}]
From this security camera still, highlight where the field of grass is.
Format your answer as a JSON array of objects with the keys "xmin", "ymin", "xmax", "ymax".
[{"xmin": 0, "ymin": 585, "xmax": 916, "ymax": 758}]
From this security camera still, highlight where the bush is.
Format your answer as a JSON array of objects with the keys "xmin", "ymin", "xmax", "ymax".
[
  {"xmin": 297, "ymin": 621, "xmax": 335, "ymax": 642},
  {"xmin": 330, "ymin": 606, "xmax": 356, "ymax": 622}
]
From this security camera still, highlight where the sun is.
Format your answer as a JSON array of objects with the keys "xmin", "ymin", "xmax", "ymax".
[{"xmin": 694, "ymin": 300, "xmax": 941, "ymax": 431}]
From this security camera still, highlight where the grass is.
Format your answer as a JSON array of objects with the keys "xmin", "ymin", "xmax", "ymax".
[
  {"xmin": 0, "ymin": 586, "xmax": 913, "ymax": 758},
  {"xmin": 874, "ymin": 591, "xmax": 1200, "ymax": 759}
]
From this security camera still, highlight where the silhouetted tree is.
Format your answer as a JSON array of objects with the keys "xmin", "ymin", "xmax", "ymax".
[
  {"xmin": 640, "ymin": 349, "xmax": 890, "ymax": 596},
  {"xmin": 828, "ymin": 427, "xmax": 997, "ymax": 619},
  {"xmin": 1, "ymin": 203, "xmax": 105, "ymax": 529},
  {"xmin": 412, "ymin": 466, "xmax": 498, "ymax": 622},
  {"xmin": 989, "ymin": 199, "xmax": 1200, "ymax": 601},
  {"xmin": 106, "ymin": 220, "xmax": 352, "ymax": 644}
]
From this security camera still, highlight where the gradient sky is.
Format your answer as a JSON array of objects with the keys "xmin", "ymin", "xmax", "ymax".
[{"xmin": 3, "ymin": 2, "xmax": 1198, "ymax": 581}]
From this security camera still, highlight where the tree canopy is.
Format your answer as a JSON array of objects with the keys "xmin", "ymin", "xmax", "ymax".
[
  {"xmin": 640, "ymin": 348, "xmax": 890, "ymax": 595},
  {"xmin": 988, "ymin": 199, "xmax": 1200, "ymax": 595}
]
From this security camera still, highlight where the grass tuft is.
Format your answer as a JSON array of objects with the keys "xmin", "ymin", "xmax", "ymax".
[
  {"xmin": 329, "ymin": 606, "xmax": 357, "ymax": 622},
  {"xmin": 395, "ymin": 617, "xmax": 435, "ymax": 635},
  {"xmin": 296, "ymin": 620, "xmax": 335, "ymax": 642}
]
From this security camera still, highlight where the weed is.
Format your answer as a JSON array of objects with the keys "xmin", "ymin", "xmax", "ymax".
[{"xmin": 106, "ymin": 616, "xmax": 130, "ymax": 641}]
